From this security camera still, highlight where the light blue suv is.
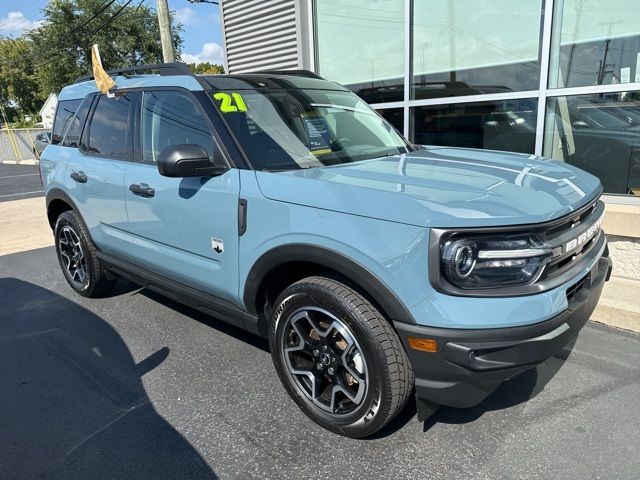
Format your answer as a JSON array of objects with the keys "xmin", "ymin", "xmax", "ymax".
[{"xmin": 41, "ymin": 64, "xmax": 612, "ymax": 438}]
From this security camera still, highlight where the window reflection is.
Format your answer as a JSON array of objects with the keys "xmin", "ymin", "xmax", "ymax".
[
  {"xmin": 549, "ymin": 0, "xmax": 640, "ymax": 88},
  {"xmin": 411, "ymin": 99, "xmax": 537, "ymax": 154},
  {"xmin": 376, "ymin": 107, "xmax": 404, "ymax": 135},
  {"xmin": 316, "ymin": 0, "xmax": 404, "ymax": 103},
  {"xmin": 412, "ymin": 0, "xmax": 544, "ymax": 99},
  {"xmin": 544, "ymin": 93, "xmax": 640, "ymax": 195}
]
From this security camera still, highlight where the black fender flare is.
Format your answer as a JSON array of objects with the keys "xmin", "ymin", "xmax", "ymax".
[
  {"xmin": 46, "ymin": 188, "xmax": 79, "ymax": 214},
  {"xmin": 45, "ymin": 188, "xmax": 87, "ymax": 231},
  {"xmin": 243, "ymin": 244, "xmax": 416, "ymax": 324}
]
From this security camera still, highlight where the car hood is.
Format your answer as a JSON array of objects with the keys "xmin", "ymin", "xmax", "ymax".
[{"xmin": 255, "ymin": 146, "xmax": 602, "ymax": 228}]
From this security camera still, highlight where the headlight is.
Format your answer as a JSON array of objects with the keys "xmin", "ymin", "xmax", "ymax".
[{"xmin": 441, "ymin": 234, "xmax": 553, "ymax": 289}]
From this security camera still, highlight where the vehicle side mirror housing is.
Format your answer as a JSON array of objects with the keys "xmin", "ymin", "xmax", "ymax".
[{"xmin": 157, "ymin": 144, "xmax": 228, "ymax": 178}]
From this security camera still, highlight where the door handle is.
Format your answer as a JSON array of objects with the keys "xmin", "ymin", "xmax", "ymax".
[
  {"xmin": 129, "ymin": 183, "xmax": 155, "ymax": 198},
  {"xmin": 70, "ymin": 171, "xmax": 87, "ymax": 183}
]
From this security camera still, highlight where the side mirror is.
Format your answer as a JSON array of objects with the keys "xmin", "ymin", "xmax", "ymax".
[{"xmin": 157, "ymin": 144, "xmax": 228, "ymax": 178}]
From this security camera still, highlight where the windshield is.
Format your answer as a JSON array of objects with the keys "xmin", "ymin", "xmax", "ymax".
[{"xmin": 211, "ymin": 88, "xmax": 414, "ymax": 171}]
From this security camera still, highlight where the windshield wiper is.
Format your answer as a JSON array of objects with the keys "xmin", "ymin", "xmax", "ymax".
[{"xmin": 264, "ymin": 165, "xmax": 317, "ymax": 172}]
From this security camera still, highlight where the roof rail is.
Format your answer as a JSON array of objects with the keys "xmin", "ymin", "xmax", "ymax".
[
  {"xmin": 247, "ymin": 69, "xmax": 325, "ymax": 80},
  {"xmin": 73, "ymin": 62, "xmax": 194, "ymax": 84}
]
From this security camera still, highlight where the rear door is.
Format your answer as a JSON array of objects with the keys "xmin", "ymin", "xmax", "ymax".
[
  {"xmin": 121, "ymin": 89, "xmax": 240, "ymax": 303},
  {"xmin": 65, "ymin": 92, "xmax": 135, "ymax": 252}
]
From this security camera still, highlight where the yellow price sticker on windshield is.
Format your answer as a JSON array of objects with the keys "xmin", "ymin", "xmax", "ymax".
[{"xmin": 213, "ymin": 92, "xmax": 248, "ymax": 113}]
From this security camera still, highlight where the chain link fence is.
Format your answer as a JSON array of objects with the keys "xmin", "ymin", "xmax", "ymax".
[{"xmin": 0, "ymin": 128, "xmax": 47, "ymax": 164}]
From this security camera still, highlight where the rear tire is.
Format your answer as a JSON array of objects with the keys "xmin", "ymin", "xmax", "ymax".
[
  {"xmin": 54, "ymin": 210, "xmax": 114, "ymax": 298},
  {"xmin": 269, "ymin": 276, "xmax": 414, "ymax": 438}
]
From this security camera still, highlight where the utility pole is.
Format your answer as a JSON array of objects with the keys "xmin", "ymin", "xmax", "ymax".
[{"xmin": 157, "ymin": 0, "xmax": 175, "ymax": 63}]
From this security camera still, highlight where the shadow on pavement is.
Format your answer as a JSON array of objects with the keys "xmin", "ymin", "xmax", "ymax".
[
  {"xmin": 138, "ymin": 288, "xmax": 270, "ymax": 353},
  {"xmin": 0, "ymin": 278, "xmax": 217, "ymax": 479},
  {"xmin": 139, "ymin": 282, "xmax": 570, "ymax": 439},
  {"xmin": 423, "ymin": 338, "xmax": 577, "ymax": 431}
]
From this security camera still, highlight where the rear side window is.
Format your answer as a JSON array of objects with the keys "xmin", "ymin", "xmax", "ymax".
[
  {"xmin": 86, "ymin": 94, "xmax": 134, "ymax": 159},
  {"xmin": 141, "ymin": 90, "xmax": 214, "ymax": 163},
  {"xmin": 51, "ymin": 99, "xmax": 81, "ymax": 145},
  {"xmin": 61, "ymin": 95, "xmax": 94, "ymax": 148}
]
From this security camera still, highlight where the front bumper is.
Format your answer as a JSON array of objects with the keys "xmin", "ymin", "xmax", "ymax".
[{"xmin": 394, "ymin": 252, "xmax": 612, "ymax": 420}]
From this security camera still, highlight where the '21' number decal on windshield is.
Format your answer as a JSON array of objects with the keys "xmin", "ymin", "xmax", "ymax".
[{"xmin": 213, "ymin": 92, "xmax": 248, "ymax": 113}]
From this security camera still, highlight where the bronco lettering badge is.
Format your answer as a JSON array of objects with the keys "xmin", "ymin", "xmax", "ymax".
[{"xmin": 564, "ymin": 212, "xmax": 604, "ymax": 253}]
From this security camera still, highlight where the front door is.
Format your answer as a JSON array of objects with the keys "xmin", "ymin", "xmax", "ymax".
[{"xmin": 122, "ymin": 89, "xmax": 240, "ymax": 304}]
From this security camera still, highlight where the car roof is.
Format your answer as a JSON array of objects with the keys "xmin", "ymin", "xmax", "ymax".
[
  {"xmin": 58, "ymin": 72, "xmax": 349, "ymax": 102},
  {"xmin": 202, "ymin": 74, "xmax": 349, "ymax": 92}
]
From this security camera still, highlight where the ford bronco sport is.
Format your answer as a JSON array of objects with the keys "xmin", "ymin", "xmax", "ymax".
[{"xmin": 41, "ymin": 64, "xmax": 612, "ymax": 438}]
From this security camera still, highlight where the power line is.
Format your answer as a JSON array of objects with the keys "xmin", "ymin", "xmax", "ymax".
[
  {"xmin": 32, "ymin": 0, "xmax": 136, "ymax": 70},
  {"xmin": 62, "ymin": 0, "xmax": 118, "ymax": 39},
  {"xmin": 32, "ymin": 0, "xmax": 119, "ymax": 61}
]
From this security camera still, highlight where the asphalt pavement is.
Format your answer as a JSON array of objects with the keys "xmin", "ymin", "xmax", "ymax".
[
  {"xmin": 1, "ymin": 247, "xmax": 639, "ymax": 480},
  {"xmin": 0, "ymin": 164, "xmax": 43, "ymax": 202}
]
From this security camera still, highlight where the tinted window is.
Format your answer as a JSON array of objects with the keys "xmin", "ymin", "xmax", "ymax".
[
  {"xmin": 87, "ymin": 94, "xmax": 133, "ymax": 159},
  {"xmin": 544, "ymin": 93, "xmax": 640, "ymax": 195},
  {"xmin": 141, "ymin": 91, "xmax": 214, "ymax": 163},
  {"xmin": 61, "ymin": 95, "xmax": 94, "ymax": 148},
  {"xmin": 316, "ymin": 0, "xmax": 404, "ymax": 103},
  {"xmin": 52, "ymin": 99, "xmax": 81, "ymax": 145},
  {"xmin": 412, "ymin": 0, "xmax": 543, "ymax": 100},
  {"xmin": 549, "ymin": 0, "xmax": 640, "ymax": 89},
  {"xmin": 411, "ymin": 98, "xmax": 537, "ymax": 154}
]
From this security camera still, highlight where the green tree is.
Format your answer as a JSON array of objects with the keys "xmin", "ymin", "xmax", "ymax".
[
  {"xmin": 29, "ymin": 0, "xmax": 184, "ymax": 95},
  {"xmin": 188, "ymin": 62, "xmax": 224, "ymax": 75},
  {"xmin": 0, "ymin": 37, "xmax": 43, "ymax": 119}
]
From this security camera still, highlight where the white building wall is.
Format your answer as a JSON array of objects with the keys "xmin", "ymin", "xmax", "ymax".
[{"xmin": 38, "ymin": 93, "xmax": 57, "ymax": 129}]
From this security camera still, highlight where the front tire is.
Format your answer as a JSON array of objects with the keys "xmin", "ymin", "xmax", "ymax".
[
  {"xmin": 269, "ymin": 276, "xmax": 414, "ymax": 438},
  {"xmin": 54, "ymin": 210, "xmax": 114, "ymax": 297}
]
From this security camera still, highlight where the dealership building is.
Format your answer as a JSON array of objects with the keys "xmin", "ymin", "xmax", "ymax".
[{"xmin": 220, "ymin": 0, "xmax": 640, "ymax": 279}]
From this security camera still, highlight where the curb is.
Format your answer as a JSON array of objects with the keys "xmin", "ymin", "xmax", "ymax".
[
  {"xmin": 0, "ymin": 159, "xmax": 39, "ymax": 165},
  {"xmin": 591, "ymin": 276, "xmax": 640, "ymax": 333}
]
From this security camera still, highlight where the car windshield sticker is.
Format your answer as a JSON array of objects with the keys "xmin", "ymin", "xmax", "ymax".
[
  {"xmin": 302, "ymin": 115, "xmax": 332, "ymax": 155},
  {"xmin": 213, "ymin": 92, "xmax": 248, "ymax": 113}
]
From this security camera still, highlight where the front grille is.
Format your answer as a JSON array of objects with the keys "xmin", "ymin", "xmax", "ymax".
[
  {"xmin": 538, "ymin": 199, "xmax": 604, "ymax": 281},
  {"xmin": 545, "ymin": 201, "xmax": 598, "ymax": 239},
  {"xmin": 566, "ymin": 274, "xmax": 588, "ymax": 301}
]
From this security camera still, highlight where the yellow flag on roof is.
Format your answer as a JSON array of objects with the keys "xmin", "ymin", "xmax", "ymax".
[{"xmin": 91, "ymin": 44, "xmax": 116, "ymax": 94}]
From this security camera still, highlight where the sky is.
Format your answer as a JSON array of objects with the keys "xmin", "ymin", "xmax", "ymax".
[{"xmin": 0, "ymin": 0, "xmax": 225, "ymax": 65}]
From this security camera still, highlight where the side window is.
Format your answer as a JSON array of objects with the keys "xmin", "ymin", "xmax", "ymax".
[
  {"xmin": 86, "ymin": 94, "xmax": 134, "ymax": 159},
  {"xmin": 141, "ymin": 90, "xmax": 214, "ymax": 163},
  {"xmin": 61, "ymin": 95, "xmax": 94, "ymax": 148},
  {"xmin": 51, "ymin": 99, "xmax": 81, "ymax": 145}
]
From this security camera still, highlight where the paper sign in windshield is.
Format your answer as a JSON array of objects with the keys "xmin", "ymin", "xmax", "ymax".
[{"xmin": 302, "ymin": 116, "xmax": 331, "ymax": 155}]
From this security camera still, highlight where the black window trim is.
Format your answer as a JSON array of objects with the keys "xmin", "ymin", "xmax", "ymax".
[
  {"xmin": 136, "ymin": 87, "xmax": 230, "ymax": 167},
  {"xmin": 80, "ymin": 91, "xmax": 138, "ymax": 162},
  {"xmin": 91, "ymin": 86, "xmax": 239, "ymax": 169},
  {"xmin": 51, "ymin": 98, "xmax": 82, "ymax": 146},
  {"xmin": 60, "ymin": 93, "xmax": 97, "ymax": 148}
]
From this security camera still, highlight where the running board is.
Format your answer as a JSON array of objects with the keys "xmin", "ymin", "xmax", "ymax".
[{"xmin": 95, "ymin": 251, "xmax": 261, "ymax": 336}]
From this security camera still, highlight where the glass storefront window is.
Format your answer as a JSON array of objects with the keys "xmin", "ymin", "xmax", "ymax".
[
  {"xmin": 544, "ymin": 93, "xmax": 640, "ymax": 195},
  {"xmin": 376, "ymin": 107, "xmax": 404, "ymax": 135},
  {"xmin": 549, "ymin": 0, "xmax": 640, "ymax": 89},
  {"xmin": 411, "ymin": 99, "xmax": 537, "ymax": 154},
  {"xmin": 412, "ymin": 0, "xmax": 544, "ymax": 100},
  {"xmin": 316, "ymin": 0, "xmax": 404, "ymax": 103}
]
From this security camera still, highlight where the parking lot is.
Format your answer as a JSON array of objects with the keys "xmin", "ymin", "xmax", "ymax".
[
  {"xmin": 1, "ymin": 168, "xmax": 639, "ymax": 479},
  {"xmin": 0, "ymin": 164, "xmax": 43, "ymax": 202}
]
